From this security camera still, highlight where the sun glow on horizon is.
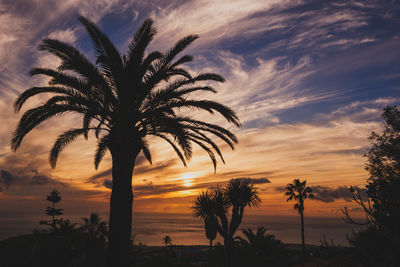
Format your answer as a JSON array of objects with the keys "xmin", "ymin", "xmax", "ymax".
[
  {"xmin": 183, "ymin": 180, "xmax": 193, "ymax": 187},
  {"xmin": 177, "ymin": 172, "xmax": 204, "ymax": 187}
]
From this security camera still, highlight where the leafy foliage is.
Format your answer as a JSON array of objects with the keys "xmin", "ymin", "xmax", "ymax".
[{"xmin": 343, "ymin": 106, "xmax": 400, "ymax": 266}]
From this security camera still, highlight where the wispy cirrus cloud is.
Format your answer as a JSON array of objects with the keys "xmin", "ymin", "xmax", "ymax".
[
  {"xmin": 150, "ymin": 0, "xmax": 293, "ymax": 49},
  {"xmin": 149, "ymin": 0, "xmax": 379, "ymax": 55}
]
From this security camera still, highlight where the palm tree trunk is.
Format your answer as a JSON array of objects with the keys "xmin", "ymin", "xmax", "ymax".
[
  {"xmin": 106, "ymin": 144, "xmax": 139, "ymax": 267},
  {"xmin": 300, "ymin": 209, "xmax": 305, "ymax": 252},
  {"xmin": 224, "ymin": 236, "xmax": 234, "ymax": 267},
  {"xmin": 209, "ymin": 239, "xmax": 213, "ymax": 266}
]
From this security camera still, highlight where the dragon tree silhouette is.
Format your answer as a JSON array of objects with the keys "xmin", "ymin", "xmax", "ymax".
[{"xmin": 193, "ymin": 178, "xmax": 261, "ymax": 267}]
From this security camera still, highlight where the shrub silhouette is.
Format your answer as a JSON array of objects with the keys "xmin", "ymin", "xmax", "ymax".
[
  {"xmin": 80, "ymin": 213, "xmax": 108, "ymax": 241},
  {"xmin": 0, "ymin": 215, "xmax": 109, "ymax": 267},
  {"xmin": 235, "ymin": 226, "xmax": 282, "ymax": 253},
  {"xmin": 234, "ymin": 226, "xmax": 287, "ymax": 266},
  {"xmin": 80, "ymin": 213, "xmax": 108, "ymax": 267}
]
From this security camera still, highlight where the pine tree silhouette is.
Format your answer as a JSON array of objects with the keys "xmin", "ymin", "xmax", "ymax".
[{"xmin": 45, "ymin": 189, "xmax": 63, "ymax": 224}]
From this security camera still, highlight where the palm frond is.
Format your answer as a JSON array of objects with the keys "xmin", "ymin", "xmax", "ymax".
[
  {"xmin": 152, "ymin": 133, "xmax": 187, "ymax": 166},
  {"xmin": 78, "ymin": 16, "xmax": 123, "ymax": 81},
  {"xmin": 126, "ymin": 18, "xmax": 156, "ymax": 70},
  {"xmin": 164, "ymin": 35, "xmax": 199, "ymax": 64},
  {"xmin": 50, "ymin": 128, "xmax": 86, "ymax": 168},
  {"xmin": 170, "ymin": 55, "xmax": 193, "ymax": 68},
  {"xmin": 177, "ymin": 118, "xmax": 238, "ymax": 143},
  {"xmin": 188, "ymin": 130, "xmax": 225, "ymax": 164},
  {"xmin": 140, "ymin": 138, "xmax": 152, "ymax": 164},
  {"xmin": 167, "ymin": 100, "xmax": 241, "ymax": 127},
  {"xmin": 11, "ymin": 104, "xmax": 88, "ymax": 151},
  {"xmin": 189, "ymin": 137, "xmax": 217, "ymax": 172},
  {"xmin": 94, "ymin": 134, "xmax": 109, "ymax": 169},
  {"xmin": 29, "ymin": 68, "xmax": 94, "ymax": 97},
  {"xmin": 14, "ymin": 86, "xmax": 73, "ymax": 112}
]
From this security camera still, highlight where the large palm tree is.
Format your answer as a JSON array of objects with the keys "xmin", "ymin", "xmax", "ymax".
[
  {"xmin": 285, "ymin": 178, "xmax": 314, "ymax": 251},
  {"xmin": 193, "ymin": 178, "xmax": 261, "ymax": 267},
  {"xmin": 11, "ymin": 16, "xmax": 241, "ymax": 266}
]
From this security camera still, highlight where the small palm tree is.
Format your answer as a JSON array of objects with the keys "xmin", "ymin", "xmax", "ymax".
[
  {"xmin": 285, "ymin": 179, "xmax": 314, "ymax": 251},
  {"xmin": 81, "ymin": 213, "xmax": 108, "ymax": 241},
  {"xmin": 11, "ymin": 15, "xmax": 240, "ymax": 266},
  {"xmin": 235, "ymin": 226, "xmax": 281, "ymax": 252},
  {"xmin": 162, "ymin": 235, "xmax": 172, "ymax": 247}
]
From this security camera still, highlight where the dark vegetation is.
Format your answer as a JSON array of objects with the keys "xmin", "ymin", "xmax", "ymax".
[
  {"xmin": 0, "ymin": 191, "xmax": 107, "ymax": 267},
  {"xmin": 2, "ymin": 106, "xmax": 398, "ymax": 267},
  {"xmin": 3, "ymin": 9, "xmax": 399, "ymax": 267},
  {"xmin": 285, "ymin": 179, "xmax": 314, "ymax": 251},
  {"xmin": 192, "ymin": 178, "xmax": 261, "ymax": 266},
  {"xmin": 342, "ymin": 106, "xmax": 400, "ymax": 267}
]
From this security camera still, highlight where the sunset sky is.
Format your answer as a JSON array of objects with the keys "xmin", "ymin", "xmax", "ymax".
[{"xmin": 1, "ymin": 0, "xmax": 400, "ymax": 245}]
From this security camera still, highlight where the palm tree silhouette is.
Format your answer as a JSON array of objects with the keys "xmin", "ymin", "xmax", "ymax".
[
  {"xmin": 81, "ymin": 213, "xmax": 108, "ymax": 241},
  {"xmin": 193, "ymin": 178, "xmax": 261, "ymax": 267},
  {"xmin": 11, "ymin": 16, "xmax": 240, "ymax": 266},
  {"xmin": 285, "ymin": 178, "xmax": 314, "ymax": 251},
  {"xmin": 162, "ymin": 235, "xmax": 172, "ymax": 247}
]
